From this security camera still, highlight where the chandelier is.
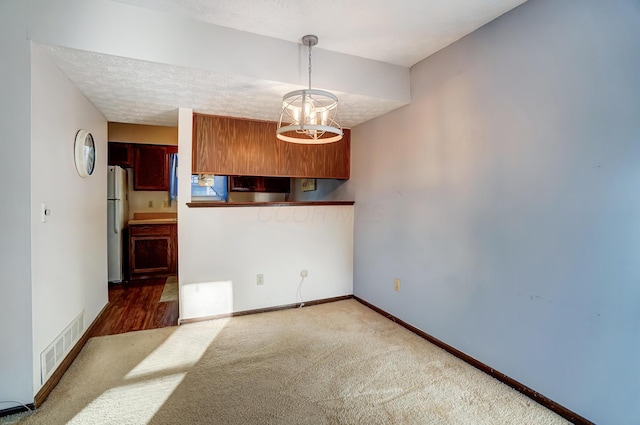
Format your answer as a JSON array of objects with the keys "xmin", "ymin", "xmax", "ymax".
[{"xmin": 277, "ymin": 35, "xmax": 343, "ymax": 144}]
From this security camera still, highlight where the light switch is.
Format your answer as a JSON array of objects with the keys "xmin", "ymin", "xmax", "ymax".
[{"xmin": 41, "ymin": 203, "xmax": 51, "ymax": 223}]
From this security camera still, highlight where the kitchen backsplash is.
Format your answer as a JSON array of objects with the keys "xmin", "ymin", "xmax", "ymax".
[{"xmin": 127, "ymin": 171, "xmax": 177, "ymax": 220}]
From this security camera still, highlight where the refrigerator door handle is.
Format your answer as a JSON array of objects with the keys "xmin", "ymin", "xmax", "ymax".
[{"xmin": 114, "ymin": 199, "xmax": 120, "ymax": 234}]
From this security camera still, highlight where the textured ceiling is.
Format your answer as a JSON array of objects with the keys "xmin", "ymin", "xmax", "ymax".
[
  {"xmin": 41, "ymin": 0, "xmax": 527, "ymax": 127},
  {"xmin": 43, "ymin": 45, "xmax": 406, "ymax": 127},
  {"xmin": 112, "ymin": 0, "xmax": 527, "ymax": 67}
]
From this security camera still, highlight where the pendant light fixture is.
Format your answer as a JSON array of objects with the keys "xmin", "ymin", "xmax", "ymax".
[{"xmin": 277, "ymin": 35, "xmax": 343, "ymax": 144}]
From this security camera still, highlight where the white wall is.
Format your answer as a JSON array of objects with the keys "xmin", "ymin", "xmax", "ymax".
[
  {"xmin": 346, "ymin": 0, "xmax": 640, "ymax": 423},
  {"xmin": 178, "ymin": 205, "xmax": 354, "ymax": 319},
  {"xmin": 177, "ymin": 109, "xmax": 353, "ymax": 319},
  {"xmin": 27, "ymin": 0, "xmax": 408, "ymax": 104},
  {"xmin": 0, "ymin": 0, "xmax": 34, "ymax": 410},
  {"xmin": 30, "ymin": 43, "xmax": 108, "ymax": 393}
]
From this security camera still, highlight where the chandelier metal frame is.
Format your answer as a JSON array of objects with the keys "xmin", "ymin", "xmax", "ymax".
[{"xmin": 277, "ymin": 35, "xmax": 343, "ymax": 144}]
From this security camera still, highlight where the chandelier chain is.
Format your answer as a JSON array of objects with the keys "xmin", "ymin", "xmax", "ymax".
[{"xmin": 307, "ymin": 39, "xmax": 312, "ymax": 90}]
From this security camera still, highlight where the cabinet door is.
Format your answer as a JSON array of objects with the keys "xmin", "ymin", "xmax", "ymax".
[
  {"xmin": 130, "ymin": 236, "xmax": 172, "ymax": 275},
  {"xmin": 134, "ymin": 145, "xmax": 169, "ymax": 190},
  {"xmin": 278, "ymin": 129, "xmax": 350, "ymax": 179},
  {"xmin": 108, "ymin": 142, "xmax": 133, "ymax": 167},
  {"xmin": 192, "ymin": 114, "xmax": 280, "ymax": 176},
  {"xmin": 129, "ymin": 224, "xmax": 176, "ymax": 277}
]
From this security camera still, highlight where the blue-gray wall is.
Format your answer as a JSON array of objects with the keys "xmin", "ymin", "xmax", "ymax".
[
  {"xmin": 289, "ymin": 178, "xmax": 347, "ymax": 201},
  {"xmin": 342, "ymin": 0, "xmax": 640, "ymax": 423}
]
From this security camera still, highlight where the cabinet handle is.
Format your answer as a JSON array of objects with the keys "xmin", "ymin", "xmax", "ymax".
[{"xmin": 114, "ymin": 200, "xmax": 119, "ymax": 234}]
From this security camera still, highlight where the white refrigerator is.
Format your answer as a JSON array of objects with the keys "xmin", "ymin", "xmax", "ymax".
[{"xmin": 107, "ymin": 165, "xmax": 128, "ymax": 283}]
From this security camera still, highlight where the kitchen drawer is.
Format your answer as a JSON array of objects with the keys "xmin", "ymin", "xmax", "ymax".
[{"xmin": 129, "ymin": 224, "xmax": 173, "ymax": 236}]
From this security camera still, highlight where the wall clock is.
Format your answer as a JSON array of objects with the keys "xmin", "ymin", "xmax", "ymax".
[{"xmin": 74, "ymin": 129, "xmax": 96, "ymax": 178}]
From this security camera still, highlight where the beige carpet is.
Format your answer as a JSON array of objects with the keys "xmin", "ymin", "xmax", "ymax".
[
  {"xmin": 158, "ymin": 276, "xmax": 178, "ymax": 303},
  {"xmin": 4, "ymin": 300, "xmax": 569, "ymax": 425}
]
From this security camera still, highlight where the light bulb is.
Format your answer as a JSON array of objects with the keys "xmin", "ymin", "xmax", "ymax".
[{"xmin": 304, "ymin": 102, "xmax": 311, "ymax": 123}]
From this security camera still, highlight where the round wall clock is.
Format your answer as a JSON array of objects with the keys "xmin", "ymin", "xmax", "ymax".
[{"xmin": 74, "ymin": 129, "xmax": 96, "ymax": 178}]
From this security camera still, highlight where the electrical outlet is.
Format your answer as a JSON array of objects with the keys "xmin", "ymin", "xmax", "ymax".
[
  {"xmin": 394, "ymin": 278, "xmax": 401, "ymax": 292},
  {"xmin": 257, "ymin": 273, "xmax": 264, "ymax": 285},
  {"xmin": 147, "ymin": 200, "xmax": 154, "ymax": 208},
  {"xmin": 300, "ymin": 269, "xmax": 308, "ymax": 278}
]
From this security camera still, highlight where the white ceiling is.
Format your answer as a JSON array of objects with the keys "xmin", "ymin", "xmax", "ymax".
[
  {"xmin": 41, "ymin": 0, "xmax": 527, "ymax": 127},
  {"xmin": 112, "ymin": 0, "xmax": 527, "ymax": 67}
]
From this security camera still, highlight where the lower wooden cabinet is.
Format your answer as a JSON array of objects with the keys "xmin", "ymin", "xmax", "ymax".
[{"xmin": 129, "ymin": 223, "xmax": 177, "ymax": 278}]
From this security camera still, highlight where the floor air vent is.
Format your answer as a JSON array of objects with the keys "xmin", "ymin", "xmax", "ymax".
[{"xmin": 40, "ymin": 310, "xmax": 84, "ymax": 384}]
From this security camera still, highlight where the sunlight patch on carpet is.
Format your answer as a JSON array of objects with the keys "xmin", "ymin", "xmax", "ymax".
[
  {"xmin": 68, "ymin": 374, "xmax": 186, "ymax": 425},
  {"xmin": 125, "ymin": 318, "xmax": 229, "ymax": 380}
]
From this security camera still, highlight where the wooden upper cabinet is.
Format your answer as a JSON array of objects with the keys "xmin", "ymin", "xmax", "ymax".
[
  {"xmin": 278, "ymin": 129, "xmax": 351, "ymax": 179},
  {"xmin": 192, "ymin": 113, "xmax": 350, "ymax": 179},
  {"xmin": 193, "ymin": 113, "xmax": 280, "ymax": 176},
  {"xmin": 133, "ymin": 144, "xmax": 170, "ymax": 190},
  {"xmin": 108, "ymin": 142, "xmax": 133, "ymax": 167}
]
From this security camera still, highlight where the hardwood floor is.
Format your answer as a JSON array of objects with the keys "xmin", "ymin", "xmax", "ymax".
[{"xmin": 91, "ymin": 277, "xmax": 179, "ymax": 337}]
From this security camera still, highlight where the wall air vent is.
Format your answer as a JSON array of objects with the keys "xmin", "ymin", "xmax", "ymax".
[{"xmin": 40, "ymin": 310, "xmax": 84, "ymax": 384}]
